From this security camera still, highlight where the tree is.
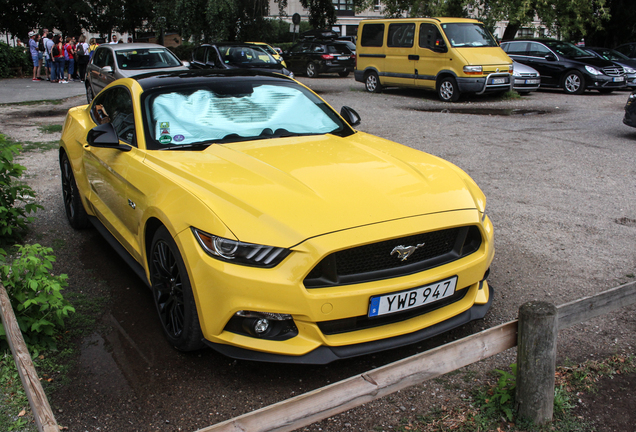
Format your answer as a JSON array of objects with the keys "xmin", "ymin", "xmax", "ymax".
[
  {"xmin": 585, "ymin": 0, "xmax": 636, "ymax": 46},
  {"xmin": 299, "ymin": 0, "xmax": 337, "ymax": 29},
  {"xmin": 0, "ymin": 0, "xmax": 43, "ymax": 41}
]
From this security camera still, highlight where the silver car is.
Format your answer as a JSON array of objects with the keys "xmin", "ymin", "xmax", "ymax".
[
  {"xmin": 512, "ymin": 60, "xmax": 541, "ymax": 94},
  {"xmin": 85, "ymin": 43, "xmax": 189, "ymax": 102}
]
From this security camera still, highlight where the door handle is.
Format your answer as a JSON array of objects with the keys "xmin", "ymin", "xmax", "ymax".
[{"xmin": 408, "ymin": 55, "xmax": 420, "ymax": 61}]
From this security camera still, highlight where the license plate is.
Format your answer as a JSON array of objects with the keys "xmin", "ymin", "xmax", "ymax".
[
  {"xmin": 614, "ymin": 76, "xmax": 625, "ymax": 82},
  {"xmin": 525, "ymin": 79, "xmax": 540, "ymax": 84},
  {"xmin": 338, "ymin": 56, "xmax": 350, "ymax": 60},
  {"xmin": 368, "ymin": 276, "xmax": 457, "ymax": 317},
  {"xmin": 491, "ymin": 78, "xmax": 506, "ymax": 84}
]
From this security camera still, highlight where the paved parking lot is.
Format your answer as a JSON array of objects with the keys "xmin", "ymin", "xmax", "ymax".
[{"xmin": 2, "ymin": 76, "xmax": 636, "ymax": 431}]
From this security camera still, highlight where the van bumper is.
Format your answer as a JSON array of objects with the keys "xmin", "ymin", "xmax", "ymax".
[
  {"xmin": 354, "ymin": 70, "xmax": 365, "ymax": 82},
  {"xmin": 458, "ymin": 73, "xmax": 512, "ymax": 94}
]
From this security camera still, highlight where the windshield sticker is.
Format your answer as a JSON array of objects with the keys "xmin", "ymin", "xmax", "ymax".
[
  {"xmin": 173, "ymin": 134, "xmax": 185, "ymax": 142},
  {"xmin": 161, "ymin": 128, "xmax": 170, "ymax": 135},
  {"xmin": 159, "ymin": 135, "xmax": 172, "ymax": 144},
  {"xmin": 160, "ymin": 122, "xmax": 170, "ymax": 129}
]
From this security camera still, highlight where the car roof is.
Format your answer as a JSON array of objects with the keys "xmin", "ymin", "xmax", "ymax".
[
  {"xmin": 97, "ymin": 43, "xmax": 171, "ymax": 51},
  {"xmin": 131, "ymin": 69, "xmax": 294, "ymax": 91}
]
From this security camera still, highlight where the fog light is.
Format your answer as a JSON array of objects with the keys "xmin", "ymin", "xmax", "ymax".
[{"xmin": 254, "ymin": 318, "xmax": 270, "ymax": 334}]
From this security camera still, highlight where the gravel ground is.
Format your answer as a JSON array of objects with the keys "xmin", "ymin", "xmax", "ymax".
[{"xmin": 1, "ymin": 76, "xmax": 635, "ymax": 432}]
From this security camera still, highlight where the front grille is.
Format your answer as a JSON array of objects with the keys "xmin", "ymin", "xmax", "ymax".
[
  {"xmin": 602, "ymin": 66, "xmax": 624, "ymax": 76},
  {"xmin": 304, "ymin": 225, "xmax": 482, "ymax": 288},
  {"xmin": 317, "ymin": 287, "xmax": 468, "ymax": 335},
  {"xmin": 518, "ymin": 72, "xmax": 538, "ymax": 78}
]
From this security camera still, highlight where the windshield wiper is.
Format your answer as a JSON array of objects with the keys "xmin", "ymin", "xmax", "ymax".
[{"xmin": 159, "ymin": 141, "xmax": 216, "ymax": 151}]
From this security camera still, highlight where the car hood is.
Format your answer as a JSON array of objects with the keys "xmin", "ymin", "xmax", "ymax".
[
  {"xmin": 454, "ymin": 47, "xmax": 511, "ymax": 66},
  {"xmin": 145, "ymin": 132, "xmax": 482, "ymax": 247},
  {"xmin": 118, "ymin": 65, "xmax": 190, "ymax": 78}
]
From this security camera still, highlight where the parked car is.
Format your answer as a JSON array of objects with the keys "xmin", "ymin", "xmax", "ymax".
[
  {"xmin": 283, "ymin": 40, "xmax": 355, "ymax": 77},
  {"xmin": 85, "ymin": 43, "xmax": 189, "ymax": 103},
  {"xmin": 624, "ymin": 91, "xmax": 636, "ymax": 127},
  {"xmin": 615, "ymin": 42, "xmax": 636, "ymax": 59},
  {"xmin": 500, "ymin": 39, "xmax": 626, "ymax": 94},
  {"xmin": 355, "ymin": 18, "xmax": 513, "ymax": 102},
  {"xmin": 339, "ymin": 40, "xmax": 357, "ymax": 55},
  {"xmin": 246, "ymin": 42, "xmax": 287, "ymax": 67},
  {"xmin": 59, "ymin": 70, "xmax": 494, "ymax": 364},
  {"xmin": 582, "ymin": 47, "xmax": 636, "ymax": 88},
  {"xmin": 512, "ymin": 60, "xmax": 540, "ymax": 93},
  {"xmin": 191, "ymin": 43, "xmax": 293, "ymax": 77}
]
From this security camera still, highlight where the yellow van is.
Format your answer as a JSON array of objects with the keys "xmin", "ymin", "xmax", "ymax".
[{"xmin": 355, "ymin": 17, "xmax": 513, "ymax": 102}]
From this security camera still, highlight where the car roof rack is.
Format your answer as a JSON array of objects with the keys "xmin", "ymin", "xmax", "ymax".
[{"xmin": 300, "ymin": 29, "xmax": 339, "ymax": 40}]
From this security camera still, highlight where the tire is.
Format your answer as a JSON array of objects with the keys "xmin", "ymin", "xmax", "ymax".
[
  {"xmin": 86, "ymin": 83, "xmax": 94, "ymax": 103},
  {"xmin": 338, "ymin": 71, "xmax": 350, "ymax": 78},
  {"xmin": 59, "ymin": 152, "xmax": 91, "ymax": 229},
  {"xmin": 149, "ymin": 226, "xmax": 204, "ymax": 351},
  {"xmin": 365, "ymin": 71, "xmax": 382, "ymax": 93},
  {"xmin": 437, "ymin": 77, "xmax": 460, "ymax": 102},
  {"xmin": 306, "ymin": 62, "xmax": 318, "ymax": 78},
  {"xmin": 563, "ymin": 71, "xmax": 585, "ymax": 95}
]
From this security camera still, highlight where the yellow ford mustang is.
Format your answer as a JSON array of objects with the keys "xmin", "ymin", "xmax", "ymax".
[{"xmin": 59, "ymin": 70, "xmax": 494, "ymax": 364}]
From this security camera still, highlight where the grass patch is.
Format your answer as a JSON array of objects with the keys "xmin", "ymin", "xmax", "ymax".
[
  {"xmin": 38, "ymin": 124, "xmax": 63, "ymax": 134},
  {"xmin": 0, "ymin": 353, "xmax": 36, "ymax": 431},
  {"xmin": 1, "ymin": 100, "xmax": 64, "ymax": 107},
  {"xmin": 20, "ymin": 141, "xmax": 59, "ymax": 152},
  {"xmin": 501, "ymin": 90, "xmax": 522, "ymax": 100}
]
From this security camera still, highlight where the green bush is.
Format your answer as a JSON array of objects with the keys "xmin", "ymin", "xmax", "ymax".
[
  {"xmin": 0, "ymin": 42, "xmax": 31, "ymax": 78},
  {"xmin": 170, "ymin": 41, "xmax": 196, "ymax": 61},
  {"xmin": 0, "ymin": 135, "xmax": 42, "ymax": 244},
  {"xmin": 0, "ymin": 244, "xmax": 75, "ymax": 350}
]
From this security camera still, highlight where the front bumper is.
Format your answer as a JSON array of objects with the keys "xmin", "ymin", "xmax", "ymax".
[
  {"xmin": 175, "ymin": 209, "xmax": 494, "ymax": 362},
  {"xmin": 584, "ymin": 73, "xmax": 627, "ymax": 89},
  {"xmin": 457, "ymin": 73, "xmax": 512, "ymax": 95}
]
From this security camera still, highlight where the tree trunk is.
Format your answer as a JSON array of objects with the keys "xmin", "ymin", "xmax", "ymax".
[{"xmin": 501, "ymin": 23, "xmax": 520, "ymax": 41}]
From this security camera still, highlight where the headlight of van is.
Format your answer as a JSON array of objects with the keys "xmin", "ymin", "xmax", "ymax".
[
  {"xmin": 585, "ymin": 65, "xmax": 602, "ymax": 75},
  {"xmin": 463, "ymin": 65, "xmax": 483, "ymax": 75}
]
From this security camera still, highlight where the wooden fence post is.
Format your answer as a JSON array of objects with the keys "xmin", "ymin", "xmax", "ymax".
[{"xmin": 515, "ymin": 301, "xmax": 558, "ymax": 425}]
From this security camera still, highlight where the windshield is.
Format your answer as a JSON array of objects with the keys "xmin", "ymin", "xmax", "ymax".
[
  {"xmin": 543, "ymin": 41, "xmax": 592, "ymax": 58},
  {"xmin": 441, "ymin": 23, "xmax": 498, "ymax": 48},
  {"xmin": 115, "ymin": 48, "xmax": 182, "ymax": 70},
  {"xmin": 592, "ymin": 48, "xmax": 630, "ymax": 61},
  {"xmin": 143, "ymin": 80, "xmax": 349, "ymax": 150},
  {"xmin": 218, "ymin": 46, "xmax": 279, "ymax": 67}
]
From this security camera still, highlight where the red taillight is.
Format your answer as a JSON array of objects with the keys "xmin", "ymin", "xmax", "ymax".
[{"xmin": 321, "ymin": 54, "xmax": 334, "ymax": 60}]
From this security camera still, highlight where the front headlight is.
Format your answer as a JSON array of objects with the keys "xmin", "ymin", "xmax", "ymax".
[
  {"xmin": 512, "ymin": 69, "xmax": 521, "ymax": 77},
  {"xmin": 192, "ymin": 228, "xmax": 290, "ymax": 267},
  {"xmin": 585, "ymin": 65, "xmax": 602, "ymax": 75},
  {"xmin": 463, "ymin": 65, "xmax": 482, "ymax": 75},
  {"xmin": 624, "ymin": 66, "xmax": 636, "ymax": 74}
]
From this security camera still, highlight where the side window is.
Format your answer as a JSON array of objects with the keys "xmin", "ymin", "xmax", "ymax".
[
  {"xmin": 388, "ymin": 23, "xmax": 415, "ymax": 48},
  {"xmin": 205, "ymin": 48, "xmax": 218, "ymax": 65},
  {"xmin": 93, "ymin": 48, "xmax": 106, "ymax": 67},
  {"xmin": 313, "ymin": 44, "xmax": 325, "ymax": 53},
  {"xmin": 104, "ymin": 50, "xmax": 114, "ymax": 68},
  {"xmin": 90, "ymin": 87, "xmax": 136, "ymax": 146},
  {"xmin": 301, "ymin": 43, "xmax": 313, "ymax": 53},
  {"xmin": 419, "ymin": 23, "xmax": 445, "ymax": 50},
  {"xmin": 528, "ymin": 42, "xmax": 551, "ymax": 57},
  {"xmin": 193, "ymin": 47, "xmax": 205, "ymax": 63},
  {"xmin": 504, "ymin": 41, "xmax": 529, "ymax": 55},
  {"xmin": 361, "ymin": 23, "xmax": 384, "ymax": 47},
  {"xmin": 615, "ymin": 45, "xmax": 630, "ymax": 57}
]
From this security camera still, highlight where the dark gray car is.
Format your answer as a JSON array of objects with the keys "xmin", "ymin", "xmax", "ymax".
[{"xmin": 85, "ymin": 43, "xmax": 189, "ymax": 102}]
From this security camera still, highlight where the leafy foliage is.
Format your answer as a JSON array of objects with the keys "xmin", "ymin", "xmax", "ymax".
[
  {"xmin": 0, "ymin": 136, "xmax": 42, "ymax": 243},
  {"xmin": 0, "ymin": 244, "xmax": 75, "ymax": 351},
  {"xmin": 0, "ymin": 43, "xmax": 31, "ymax": 79},
  {"xmin": 475, "ymin": 363, "xmax": 517, "ymax": 422}
]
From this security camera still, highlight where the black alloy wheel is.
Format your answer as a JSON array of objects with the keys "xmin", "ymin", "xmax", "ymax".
[
  {"xmin": 60, "ymin": 152, "xmax": 90, "ymax": 229},
  {"xmin": 150, "ymin": 227, "xmax": 204, "ymax": 351}
]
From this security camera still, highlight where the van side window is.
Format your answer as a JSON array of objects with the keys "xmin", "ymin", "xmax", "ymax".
[
  {"xmin": 361, "ymin": 24, "xmax": 384, "ymax": 47},
  {"xmin": 419, "ymin": 24, "xmax": 445, "ymax": 50},
  {"xmin": 388, "ymin": 23, "xmax": 415, "ymax": 48}
]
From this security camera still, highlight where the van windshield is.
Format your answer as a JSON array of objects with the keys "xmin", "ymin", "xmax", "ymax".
[{"xmin": 441, "ymin": 23, "xmax": 498, "ymax": 48}]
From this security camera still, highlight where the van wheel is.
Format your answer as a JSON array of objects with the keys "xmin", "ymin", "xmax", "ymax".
[
  {"xmin": 438, "ymin": 77, "xmax": 460, "ymax": 102},
  {"xmin": 365, "ymin": 71, "xmax": 382, "ymax": 93},
  {"xmin": 563, "ymin": 71, "xmax": 585, "ymax": 95},
  {"xmin": 306, "ymin": 62, "xmax": 318, "ymax": 78}
]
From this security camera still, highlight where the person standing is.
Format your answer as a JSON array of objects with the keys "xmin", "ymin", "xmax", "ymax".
[
  {"xmin": 109, "ymin": 34, "xmax": 118, "ymax": 44},
  {"xmin": 64, "ymin": 37, "xmax": 75, "ymax": 81},
  {"xmin": 76, "ymin": 35, "xmax": 90, "ymax": 81},
  {"xmin": 51, "ymin": 35, "xmax": 66, "ymax": 83},
  {"xmin": 28, "ymin": 32, "xmax": 42, "ymax": 81},
  {"xmin": 88, "ymin": 38, "xmax": 98, "ymax": 61},
  {"xmin": 44, "ymin": 32, "xmax": 54, "ymax": 81},
  {"xmin": 37, "ymin": 31, "xmax": 46, "ymax": 78}
]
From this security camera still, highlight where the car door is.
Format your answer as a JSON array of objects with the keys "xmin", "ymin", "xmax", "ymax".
[
  {"xmin": 286, "ymin": 42, "xmax": 311, "ymax": 74},
  {"xmin": 415, "ymin": 23, "xmax": 448, "ymax": 89},
  {"xmin": 90, "ymin": 47, "xmax": 116, "ymax": 93},
  {"xmin": 524, "ymin": 42, "xmax": 563, "ymax": 86},
  {"xmin": 83, "ymin": 86, "xmax": 146, "ymax": 261},
  {"xmin": 383, "ymin": 22, "xmax": 416, "ymax": 87}
]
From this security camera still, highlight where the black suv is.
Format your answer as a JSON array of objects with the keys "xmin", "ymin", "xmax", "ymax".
[
  {"xmin": 501, "ymin": 39, "xmax": 626, "ymax": 94},
  {"xmin": 191, "ymin": 43, "xmax": 292, "ymax": 77},
  {"xmin": 283, "ymin": 40, "xmax": 355, "ymax": 78}
]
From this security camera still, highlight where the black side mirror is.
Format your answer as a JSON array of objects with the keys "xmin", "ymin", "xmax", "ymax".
[
  {"xmin": 340, "ymin": 106, "xmax": 361, "ymax": 127},
  {"xmin": 87, "ymin": 123, "xmax": 131, "ymax": 151},
  {"xmin": 545, "ymin": 54, "xmax": 557, "ymax": 61}
]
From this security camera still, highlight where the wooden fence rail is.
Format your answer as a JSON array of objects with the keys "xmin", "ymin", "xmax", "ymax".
[{"xmin": 0, "ymin": 284, "xmax": 58, "ymax": 432}]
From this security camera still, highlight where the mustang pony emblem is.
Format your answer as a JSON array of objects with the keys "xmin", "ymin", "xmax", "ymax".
[{"xmin": 391, "ymin": 243, "xmax": 425, "ymax": 261}]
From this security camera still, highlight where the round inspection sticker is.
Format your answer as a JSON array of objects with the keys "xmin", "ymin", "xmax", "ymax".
[
  {"xmin": 173, "ymin": 134, "xmax": 185, "ymax": 142},
  {"xmin": 159, "ymin": 135, "xmax": 172, "ymax": 144}
]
